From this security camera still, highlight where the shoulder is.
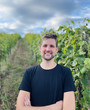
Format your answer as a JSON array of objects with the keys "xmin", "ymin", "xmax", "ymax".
[
  {"xmin": 26, "ymin": 65, "xmax": 39, "ymax": 72},
  {"xmin": 57, "ymin": 64, "xmax": 72, "ymax": 77},
  {"xmin": 24, "ymin": 65, "xmax": 39, "ymax": 76},
  {"xmin": 57, "ymin": 64, "xmax": 71, "ymax": 72}
]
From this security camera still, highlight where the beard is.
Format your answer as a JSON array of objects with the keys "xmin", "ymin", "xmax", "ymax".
[{"xmin": 42, "ymin": 51, "xmax": 55, "ymax": 61}]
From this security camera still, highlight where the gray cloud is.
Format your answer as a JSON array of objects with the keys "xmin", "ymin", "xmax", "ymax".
[
  {"xmin": 0, "ymin": 0, "xmax": 78, "ymax": 22},
  {"xmin": 0, "ymin": 0, "xmax": 90, "ymax": 36}
]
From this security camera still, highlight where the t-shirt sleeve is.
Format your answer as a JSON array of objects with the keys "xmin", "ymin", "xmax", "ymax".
[
  {"xmin": 18, "ymin": 69, "xmax": 31, "ymax": 92},
  {"xmin": 64, "ymin": 68, "xmax": 76, "ymax": 92}
]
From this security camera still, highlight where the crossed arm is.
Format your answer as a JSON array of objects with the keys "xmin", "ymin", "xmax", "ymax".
[{"xmin": 16, "ymin": 90, "xmax": 75, "ymax": 110}]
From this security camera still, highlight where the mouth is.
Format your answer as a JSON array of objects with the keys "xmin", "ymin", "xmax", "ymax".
[
  {"xmin": 45, "ymin": 53, "xmax": 51, "ymax": 56},
  {"xmin": 44, "ymin": 52, "xmax": 52, "ymax": 55},
  {"xmin": 44, "ymin": 52, "xmax": 52, "ymax": 57},
  {"xmin": 44, "ymin": 51, "xmax": 52, "ymax": 54}
]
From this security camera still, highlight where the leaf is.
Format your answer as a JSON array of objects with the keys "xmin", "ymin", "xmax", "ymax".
[
  {"xmin": 84, "ymin": 18, "xmax": 90, "ymax": 22},
  {"xmin": 84, "ymin": 58, "xmax": 90, "ymax": 70},
  {"xmin": 78, "ymin": 49, "xmax": 85, "ymax": 55},
  {"xmin": 81, "ymin": 78, "xmax": 88, "ymax": 88},
  {"xmin": 76, "ymin": 57, "xmax": 85, "ymax": 64},
  {"xmin": 74, "ymin": 72, "xmax": 80, "ymax": 77},
  {"xmin": 70, "ymin": 20, "xmax": 75, "ymax": 25},
  {"xmin": 80, "ymin": 67, "xmax": 87, "ymax": 74},
  {"xmin": 58, "ymin": 26, "xmax": 64, "ymax": 31},
  {"xmin": 72, "ymin": 60, "xmax": 77, "ymax": 66},
  {"xmin": 84, "ymin": 58, "xmax": 90, "ymax": 65}
]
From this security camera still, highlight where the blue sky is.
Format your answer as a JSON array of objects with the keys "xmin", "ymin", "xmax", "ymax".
[{"xmin": 0, "ymin": 0, "xmax": 90, "ymax": 37}]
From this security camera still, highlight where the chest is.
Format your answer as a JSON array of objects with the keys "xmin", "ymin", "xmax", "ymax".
[
  {"xmin": 30, "ymin": 69, "xmax": 64, "ymax": 106},
  {"xmin": 31, "ymin": 70, "xmax": 64, "ymax": 96}
]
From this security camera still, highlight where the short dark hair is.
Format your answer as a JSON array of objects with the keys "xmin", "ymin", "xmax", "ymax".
[{"xmin": 41, "ymin": 33, "xmax": 58, "ymax": 47}]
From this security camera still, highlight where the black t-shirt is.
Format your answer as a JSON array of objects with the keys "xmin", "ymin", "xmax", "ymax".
[{"xmin": 19, "ymin": 64, "xmax": 76, "ymax": 106}]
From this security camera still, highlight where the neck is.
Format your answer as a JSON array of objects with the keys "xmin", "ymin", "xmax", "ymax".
[{"xmin": 40, "ymin": 59, "xmax": 57, "ymax": 70}]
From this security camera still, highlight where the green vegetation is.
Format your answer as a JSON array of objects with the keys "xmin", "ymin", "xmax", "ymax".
[
  {"xmin": 24, "ymin": 33, "xmax": 41, "ymax": 63},
  {"xmin": 56, "ymin": 19, "xmax": 90, "ymax": 110},
  {"xmin": 0, "ymin": 33, "xmax": 21, "ymax": 62},
  {"xmin": 0, "ymin": 18, "xmax": 90, "ymax": 110},
  {"xmin": 0, "ymin": 39, "xmax": 37, "ymax": 110}
]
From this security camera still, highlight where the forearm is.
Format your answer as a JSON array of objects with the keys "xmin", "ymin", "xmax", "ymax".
[
  {"xmin": 63, "ymin": 92, "xmax": 75, "ymax": 110},
  {"xmin": 62, "ymin": 102, "xmax": 75, "ymax": 110},
  {"xmin": 16, "ymin": 101, "xmax": 63, "ymax": 110},
  {"xmin": 17, "ymin": 103, "xmax": 55, "ymax": 110},
  {"xmin": 16, "ymin": 91, "xmax": 63, "ymax": 110}
]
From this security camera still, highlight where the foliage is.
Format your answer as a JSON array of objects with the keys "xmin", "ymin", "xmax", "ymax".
[
  {"xmin": 0, "ymin": 33, "xmax": 21, "ymax": 62},
  {"xmin": 1, "ymin": 72, "xmax": 22, "ymax": 110},
  {"xmin": 56, "ymin": 19, "xmax": 90, "ymax": 109},
  {"xmin": 0, "ymin": 39, "xmax": 37, "ymax": 110},
  {"xmin": 24, "ymin": 33, "xmax": 41, "ymax": 63}
]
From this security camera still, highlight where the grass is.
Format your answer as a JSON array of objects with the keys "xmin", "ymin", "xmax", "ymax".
[{"xmin": 0, "ymin": 39, "xmax": 37, "ymax": 110}]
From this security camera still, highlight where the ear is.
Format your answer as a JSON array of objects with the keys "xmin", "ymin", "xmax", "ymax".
[
  {"xmin": 40, "ymin": 45, "xmax": 41, "ymax": 51},
  {"xmin": 56, "ymin": 47, "xmax": 59, "ymax": 53}
]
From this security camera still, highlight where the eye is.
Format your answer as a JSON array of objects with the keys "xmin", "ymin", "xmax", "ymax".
[
  {"xmin": 43, "ymin": 44, "xmax": 47, "ymax": 47},
  {"xmin": 50, "ymin": 45, "xmax": 55, "ymax": 48}
]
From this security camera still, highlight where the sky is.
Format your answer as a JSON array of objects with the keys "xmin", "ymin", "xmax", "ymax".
[{"xmin": 0, "ymin": 0, "xmax": 90, "ymax": 37}]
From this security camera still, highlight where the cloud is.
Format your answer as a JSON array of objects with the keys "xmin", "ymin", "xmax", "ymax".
[
  {"xmin": 43, "ymin": 14, "xmax": 65, "ymax": 29},
  {"xmin": 83, "ymin": 7, "xmax": 90, "ymax": 18},
  {"xmin": 0, "ymin": 0, "xmax": 78, "ymax": 22},
  {"xmin": 0, "ymin": 0, "xmax": 90, "ymax": 35}
]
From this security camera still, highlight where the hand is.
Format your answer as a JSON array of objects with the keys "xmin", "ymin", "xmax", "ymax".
[
  {"xmin": 24, "ymin": 95, "xmax": 31, "ymax": 106},
  {"xmin": 53, "ymin": 100, "xmax": 63, "ymax": 110}
]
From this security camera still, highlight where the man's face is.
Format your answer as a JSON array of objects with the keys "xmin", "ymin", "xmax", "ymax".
[{"xmin": 40, "ymin": 38, "xmax": 58, "ymax": 61}]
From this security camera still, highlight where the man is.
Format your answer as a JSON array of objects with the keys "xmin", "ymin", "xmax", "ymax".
[{"xmin": 16, "ymin": 33, "xmax": 76, "ymax": 110}]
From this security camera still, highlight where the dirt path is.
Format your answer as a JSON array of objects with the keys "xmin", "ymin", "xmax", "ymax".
[
  {"xmin": 9, "ymin": 39, "xmax": 35, "ymax": 69},
  {"xmin": 0, "ymin": 39, "xmax": 36, "ymax": 110}
]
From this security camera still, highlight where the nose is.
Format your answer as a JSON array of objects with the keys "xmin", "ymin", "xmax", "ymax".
[{"xmin": 46, "ymin": 46, "xmax": 50, "ymax": 51}]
